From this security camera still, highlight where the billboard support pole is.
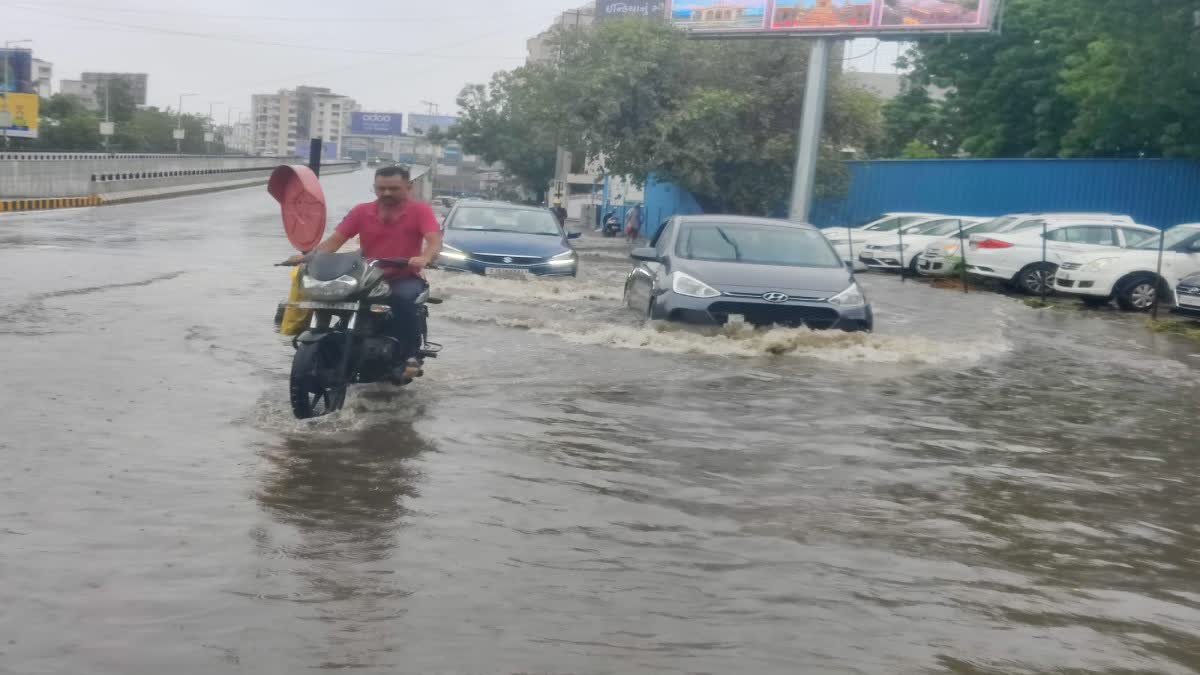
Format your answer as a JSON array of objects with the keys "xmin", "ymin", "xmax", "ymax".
[{"xmin": 788, "ymin": 37, "xmax": 831, "ymax": 224}]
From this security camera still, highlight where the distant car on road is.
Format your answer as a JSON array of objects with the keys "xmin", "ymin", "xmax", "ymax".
[
  {"xmin": 431, "ymin": 196, "xmax": 457, "ymax": 221},
  {"xmin": 1055, "ymin": 224, "xmax": 1200, "ymax": 311},
  {"xmin": 624, "ymin": 215, "xmax": 872, "ymax": 331},
  {"xmin": 437, "ymin": 201, "xmax": 580, "ymax": 279}
]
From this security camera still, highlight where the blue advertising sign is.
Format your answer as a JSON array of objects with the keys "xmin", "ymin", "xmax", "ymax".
[
  {"xmin": 350, "ymin": 112, "xmax": 404, "ymax": 136},
  {"xmin": 0, "ymin": 49, "xmax": 35, "ymax": 93},
  {"xmin": 294, "ymin": 142, "xmax": 340, "ymax": 160}
]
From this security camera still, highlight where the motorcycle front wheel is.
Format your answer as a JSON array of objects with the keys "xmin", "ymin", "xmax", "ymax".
[{"xmin": 290, "ymin": 341, "xmax": 348, "ymax": 419}]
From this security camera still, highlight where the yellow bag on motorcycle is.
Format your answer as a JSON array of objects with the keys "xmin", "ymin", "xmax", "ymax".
[{"xmin": 280, "ymin": 267, "xmax": 312, "ymax": 336}]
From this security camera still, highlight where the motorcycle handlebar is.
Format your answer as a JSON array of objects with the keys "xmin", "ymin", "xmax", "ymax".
[{"xmin": 273, "ymin": 256, "xmax": 437, "ymax": 270}]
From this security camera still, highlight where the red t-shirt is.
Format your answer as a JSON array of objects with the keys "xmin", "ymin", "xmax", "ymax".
[{"xmin": 335, "ymin": 200, "xmax": 440, "ymax": 278}]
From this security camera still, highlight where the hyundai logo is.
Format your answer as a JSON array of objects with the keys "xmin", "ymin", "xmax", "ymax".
[
  {"xmin": 762, "ymin": 292, "xmax": 790, "ymax": 303},
  {"xmin": 503, "ymin": 257, "xmax": 514, "ymax": 264}
]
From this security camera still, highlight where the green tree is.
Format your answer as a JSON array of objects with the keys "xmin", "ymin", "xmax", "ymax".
[
  {"xmin": 453, "ymin": 68, "xmax": 562, "ymax": 200},
  {"xmin": 888, "ymin": 0, "xmax": 1200, "ymax": 159},
  {"xmin": 455, "ymin": 19, "xmax": 883, "ymax": 214},
  {"xmin": 94, "ymin": 78, "xmax": 138, "ymax": 124}
]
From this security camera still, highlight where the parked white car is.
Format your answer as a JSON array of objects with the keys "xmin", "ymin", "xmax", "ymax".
[
  {"xmin": 964, "ymin": 218, "xmax": 1157, "ymax": 295},
  {"xmin": 823, "ymin": 213, "xmax": 943, "ymax": 266},
  {"xmin": 1055, "ymin": 224, "xmax": 1200, "ymax": 311},
  {"xmin": 918, "ymin": 213, "xmax": 1131, "ymax": 278},
  {"xmin": 858, "ymin": 216, "xmax": 988, "ymax": 273}
]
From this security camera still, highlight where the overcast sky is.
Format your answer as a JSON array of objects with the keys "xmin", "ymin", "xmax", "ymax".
[{"xmin": 11, "ymin": 0, "xmax": 903, "ymax": 122}]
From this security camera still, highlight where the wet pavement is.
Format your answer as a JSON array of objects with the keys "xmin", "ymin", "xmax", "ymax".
[{"xmin": 2, "ymin": 171, "xmax": 1199, "ymax": 674}]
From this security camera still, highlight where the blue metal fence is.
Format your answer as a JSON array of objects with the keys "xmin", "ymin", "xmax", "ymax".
[
  {"xmin": 639, "ymin": 159, "xmax": 1200, "ymax": 231},
  {"xmin": 811, "ymin": 159, "xmax": 1200, "ymax": 230}
]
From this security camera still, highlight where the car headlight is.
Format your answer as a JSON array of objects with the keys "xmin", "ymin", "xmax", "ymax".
[
  {"xmin": 301, "ymin": 274, "xmax": 359, "ymax": 300},
  {"xmin": 439, "ymin": 244, "xmax": 468, "ymax": 262},
  {"xmin": 941, "ymin": 242, "xmax": 961, "ymax": 254},
  {"xmin": 548, "ymin": 250, "xmax": 578, "ymax": 266},
  {"xmin": 1083, "ymin": 257, "xmax": 1118, "ymax": 272},
  {"xmin": 828, "ymin": 282, "xmax": 866, "ymax": 307},
  {"xmin": 671, "ymin": 272, "xmax": 721, "ymax": 298}
]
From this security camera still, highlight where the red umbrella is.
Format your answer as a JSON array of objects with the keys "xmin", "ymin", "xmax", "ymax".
[{"xmin": 268, "ymin": 165, "xmax": 327, "ymax": 253}]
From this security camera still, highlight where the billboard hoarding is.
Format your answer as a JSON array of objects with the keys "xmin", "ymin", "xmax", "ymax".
[
  {"xmin": 668, "ymin": 0, "xmax": 994, "ymax": 37},
  {"xmin": 408, "ymin": 114, "xmax": 459, "ymax": 135},
  {"xmin": 595, "ymin": 0, "xmax": 667, "ymax": 21},
  {"xmin": 294, "ymin": 142, "xmax": 340, "ymax": 160},
  {"xmin": 350, "ymin": 112, "xmax": 404, "ymax": 136},
  {"xmin": 0, "ymin": 49, "xmax": 34, "ymax": 93},
  {"xmin": 0, "ymin": 93, "xmax": 38, "ymax": 139}
]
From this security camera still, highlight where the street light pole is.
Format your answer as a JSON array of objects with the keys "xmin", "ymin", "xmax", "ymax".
[
  {"xmin": 206, "ymin": 101, "xmax": 223, "ymax": 155},
  {"xmin": 2, "ymin": 39, "xmax": 34, "ymax": 151},
  {"xmin": 176, "ymin": 92, "xmax": 195, "ymax": 154}
]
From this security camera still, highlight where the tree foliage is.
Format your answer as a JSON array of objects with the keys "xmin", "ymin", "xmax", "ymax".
[
  {"xmin": 453, "ymin": 19, "xmax": 884, "ymax": 214},
  {"xmin": 885, "ymin": 0, "xmax": 1200, "ymax": 158},
  {"xmin": 12, "ymin": 88, "xmax": 226, "ymax": 154}
]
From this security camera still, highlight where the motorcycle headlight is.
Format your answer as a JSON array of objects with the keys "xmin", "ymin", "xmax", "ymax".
[
  {"xmin": 439, "ymin": 244, "xmax": 468, "ymax": 262},
  {"xmin": 671, "ymin": 272, "xmax": 721, "ymax": 298},
  {"xmin": 1083, "ymin": 257, "xmax": 1118, "ymax": 272},
  {"xmin": 549, "ymin": 250, "xmax": 578, "ymax": 266},
  {"xmin": 301, "ymin": 274, "xmax": 359, "ymax": 300},
  {"xmin": 828, "ymin": 282, "xmax": 866, "ymax": 307}
]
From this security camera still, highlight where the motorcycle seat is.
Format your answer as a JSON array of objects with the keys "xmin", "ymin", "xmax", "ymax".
[{"xmin": 306, "ymin": 252, "xmax": 363, "ymax": 281}]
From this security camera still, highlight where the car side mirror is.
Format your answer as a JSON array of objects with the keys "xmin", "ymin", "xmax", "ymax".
[
  {"xmin": 631, "ymin": 247, "xmax": 660, "ymax": 262},
  {"xmin": 567, "ymin": 231, "xmax": 582, "ymax": 240}
]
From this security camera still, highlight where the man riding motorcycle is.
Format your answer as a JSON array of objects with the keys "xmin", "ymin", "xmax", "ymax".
[{"xmin": 288, "ymin": 165, "xmax": 442, "ymax": 375}]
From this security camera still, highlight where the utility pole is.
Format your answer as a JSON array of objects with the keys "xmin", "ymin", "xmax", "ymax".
[
  {"xmin": 206, "ymin": 101, "xmax": 223, "ymax": 155},
  {"xmin": 1, "ymin": 40, "xmax": 33, "ymax": 151},
  {"xmin": 101, "ymin": 78, "xmax": 112, "ymax": 153},
  {"xmin": 176, "ymin": 92, "xmax": 195, "ymax": 154}
]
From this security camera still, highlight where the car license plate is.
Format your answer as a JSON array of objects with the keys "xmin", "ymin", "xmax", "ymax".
[
  {"xmin": 297, "ymin": 301, "xmax": 359, "ymax": 311},
  {"xmin": 1179, "ymin": 294, "xmax": 1200, "ymax": 308},
  {"xmin": 485, "ymin": 268, "xmax": 531, "ymax": 281}
]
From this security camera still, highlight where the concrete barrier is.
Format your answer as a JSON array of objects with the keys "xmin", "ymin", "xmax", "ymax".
[
  {"xmin": 0, "ymin": 154, "xmax": 359, "ymax": 199},
  {"xmin": 0, "ymin": 154, "xmax": 360, "ymax": 213}
]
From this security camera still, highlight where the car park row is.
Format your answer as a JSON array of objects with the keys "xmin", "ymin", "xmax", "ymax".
[
  {"xmin": 431, "ymin": 199, "xmax": 1200, "ymax": 333},
  {"xmin": 825, "ymin": 212, "xmax": 1200, "ymax": 315}
]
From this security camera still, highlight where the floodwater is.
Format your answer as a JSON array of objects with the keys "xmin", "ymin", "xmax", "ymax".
[{"xmin": 2, "ymin": 171, "xmax": 1198, "ymax": 675}]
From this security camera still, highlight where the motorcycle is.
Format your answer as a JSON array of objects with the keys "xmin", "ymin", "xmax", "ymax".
[
  {"xmin": 602, "ymin": 212, "xmax": 622, "ymax": 238},
  {"xmin": 276, "ymin": 251, "xmax": 442, "ymax": 419}
]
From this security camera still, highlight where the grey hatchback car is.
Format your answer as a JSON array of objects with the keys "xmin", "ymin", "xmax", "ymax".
[{"xmin": 624, "ymin": 215, "xmax": 873, "ymax": 331}]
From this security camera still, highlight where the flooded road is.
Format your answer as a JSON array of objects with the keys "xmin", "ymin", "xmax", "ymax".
[{"xmin": 2, "ymin": 171, "xmax": 1199, "ymax": 674}]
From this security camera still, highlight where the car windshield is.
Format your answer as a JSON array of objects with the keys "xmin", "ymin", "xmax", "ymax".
[
  {"xmin": 1134, "ymin": 226, "xmax": 1200, "ymax": 251},
  {"xmin": 447, "ymin": 207, "xmax": 561, "ymax": 236},
  {"xmin": 863, "ymin": 216, "xmax": 908, "ymax": 232},
  {"xmin": 909, "ymin": 219, "xmax": 975, "ymax": 236},
  {"xmin": 971, "ymin": 216, "xmax": 1021, "ymax": 233},
  {"xmin": 676, "ymin": 223, "xmax": 843, "ymax": 268}
]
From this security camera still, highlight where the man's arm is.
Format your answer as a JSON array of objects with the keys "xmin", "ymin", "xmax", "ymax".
[
  {"xmin": 408, "ymin": 203, "xmax": 444, "ymax": 270},
  {"xmin": 410, "ymin": 231, "xmax": 443, "ymax": 270},
  {"xmin": 286, "ymin": 231, "xmax": 348, "ymax": 264}
]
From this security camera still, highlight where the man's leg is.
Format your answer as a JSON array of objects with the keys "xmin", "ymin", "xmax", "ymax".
[{"xmin": 386, "ymin": 278, "xmax": 427, "ymax": 357}]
